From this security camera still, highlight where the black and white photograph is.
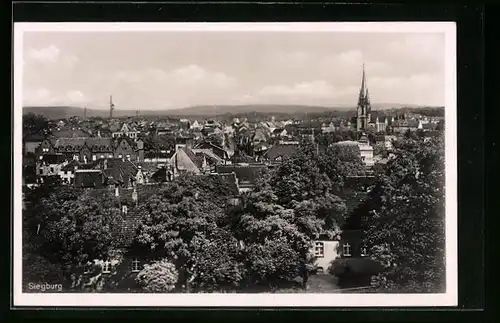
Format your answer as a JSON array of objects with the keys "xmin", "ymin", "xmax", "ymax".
[{"xmin": 13, "ymin": 22, "xmax": 457, "ymax": 307}]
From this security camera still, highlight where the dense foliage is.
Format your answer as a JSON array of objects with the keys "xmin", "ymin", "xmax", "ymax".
[
  {"xmin": 136, "ymin": 259, "xmax": 179, "ymax": 292},
  {"xmin": 22, "ymin": 130, "xmax": 445, "ymax": 293},
  {"xmin": 361, "ymin": 135, "xmax": 446, "ymax": 292}
]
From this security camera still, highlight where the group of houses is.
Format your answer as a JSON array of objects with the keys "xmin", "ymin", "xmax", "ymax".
[{"xmin": 22, "ymin": 63, "xmax": 443, "ymax": 290}]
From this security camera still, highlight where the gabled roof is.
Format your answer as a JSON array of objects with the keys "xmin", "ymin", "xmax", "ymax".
[
  {"xmin": 253, "ymin": 128, "xmax": 270, "ymax": 142},
  {"xmin": 272, "ymin": 128, "xmax": 285, "ymax": 134},
  {"xmin": 114, "ymin": 136, "xmax": 137, "ymax": 150},
  {"xmin": 192, "ymin": 148, "xmax": 224, "ymax": 164},
  {"xmin": 263, "ymin": 143, "xmax": 299, "ymax": 161},
  {"xmin": 52, "ymin": 137, "xmax": 114, "ymax": 152},
  {"xmin": 181, "ymin": 146, "xmax": 204, "ymax": 169},
  {"xmin": 230, "ymin": 151, "xmax": 256, "ymax": 164},
  {"xmin": 50, "ymin": 127, "xmax": 89, "ymax": 138},
  {"xmin": 97, "ymin": 158, "xmax": 139, "ymax": 187},
  {"xmin": 194, "ymin": 141, "xmax": 225, "ymax": 152}
]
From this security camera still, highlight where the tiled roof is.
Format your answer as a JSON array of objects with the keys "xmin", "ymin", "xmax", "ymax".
[
  {"xmin": 230, "ymin": 152, "xmax": 256, "ymax": 163},
  {"xmin": 181, "ymin": 147, "xmax": 204, "ymax": 169},
  {"xmin": 97, "ymin": 159, "xmax": 139, "ymax": 187},
  {"xmin": 272, "ymin": 128, "xmax": 285, "ymax": 134},
  {"xmin": 192, "ymin": 149, "xmax": 224, "ymax": 164},
  {"xmin": 263, "ymin": 144, "xmax": 299, "ymax": 161},
  {"xmin": 53, "ymin": 137, "xmax": 114, "ymax": 152},
  {"xmin": 50, "ymin": 128, "xmax": 89, "ymax": 138}
]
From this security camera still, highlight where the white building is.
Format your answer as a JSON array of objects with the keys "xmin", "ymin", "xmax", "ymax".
[
  {"xmin": 312, "ymin": 240, "xmax": 340, "ymax": 273},
  {"xmin": 333, "ymin": 138, "xmax": 374, "ymax": 167}
]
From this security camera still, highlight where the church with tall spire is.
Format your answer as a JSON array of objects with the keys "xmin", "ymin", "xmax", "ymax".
[{"xmin": 355, "ymin": 64, "xmax": 372, "ymax": 132}]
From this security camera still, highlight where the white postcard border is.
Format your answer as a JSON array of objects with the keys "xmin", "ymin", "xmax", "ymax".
[{"xmin": 13, "ymin": 22, "xmax": 457, "ymax": 307}]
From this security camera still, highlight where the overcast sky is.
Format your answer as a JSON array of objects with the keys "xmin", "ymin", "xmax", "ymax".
[{"xmin": 22, "ymin": 31, "xmax": 445, "ymax": 110}]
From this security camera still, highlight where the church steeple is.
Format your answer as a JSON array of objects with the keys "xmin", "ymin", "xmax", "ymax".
[
  {"xmin": 358, "ymin": 63, "xmax": 367, "ymax": 105},
  {"xmin": 356, "ymin": 63, "xmax": 372, "ymax": 131}
]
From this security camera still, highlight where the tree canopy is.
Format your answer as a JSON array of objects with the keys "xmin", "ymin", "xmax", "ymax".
[{"xmin": 361, "ymin": 135, "xmax": 445, "ymax": 292}]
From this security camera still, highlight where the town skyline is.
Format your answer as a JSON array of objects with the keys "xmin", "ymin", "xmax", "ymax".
[{"xmin": 22, "ymin": 31, "xmax": 445, "ymax": 110}]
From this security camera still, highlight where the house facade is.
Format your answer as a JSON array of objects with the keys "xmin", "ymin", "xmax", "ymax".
[{"xmin": 35, "ymin": 137, "xmax": 145, "ymax": 163}]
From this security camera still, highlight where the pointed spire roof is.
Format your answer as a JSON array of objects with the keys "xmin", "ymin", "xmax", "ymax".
[{"xmin": 358, "ymin": 63, "xmax": 367, "ymax": 104}]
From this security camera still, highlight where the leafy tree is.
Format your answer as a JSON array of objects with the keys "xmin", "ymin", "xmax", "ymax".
[
  {"xmin": 134, "ymin": 177, "xmax": 241, "ymax": 291},
  {"xmin": 23, "ymin": 188, "xmax": 125, "ymax": 289},
  {"xmin": 373, "ymin": 143, "xmax": 389, "ymax": 158},
  {"xmin": 361, "ymin": 135, "xmax": 445, "ymax": 292},
  {"xmin": 136, "ymin": 259, "xmax": 179, "ymax": 292},
  {"xmin": 23, "ymin": 113, "xmax": 49, "ymax": 138},
  {"xmin": 318, "ymin": 144, "xmax": 366, "ymax": 191},
  {"xmin": 267, "ymin": 145, "xmax": 332, "ymax": 206},
  {"xmin": 188, "ymin": 230, "xmax": 245, "ymax": 292}
]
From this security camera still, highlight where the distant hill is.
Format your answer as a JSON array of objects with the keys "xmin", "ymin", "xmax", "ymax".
[{"xmin": 23, "ymin": 103, "xmax": 437, "ymax": 119}]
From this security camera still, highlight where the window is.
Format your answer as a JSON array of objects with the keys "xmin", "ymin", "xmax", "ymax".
[
  {"xmin": 314, "ymin": 242, "xmax": 325, "ymax": 258},
  {"xmin": 126, "ymin": 154, "xmax": 131, "ymax": 160},
  {"xmin": 122, "ymin": 205, "xmax": 128, "ymax": 215},
  {"xmin": 118, "ymin": 154, "xmax": 122, "ymax": 158},
  {"xmin": 50, "ymin": 167, "xmax": 54, "ymax": 173},
  {"xmin": 131, "ymin": 258, "xmax": 141, "ymax": 273},
  {"xmin": 360, "ymin": 246, "xmax": 368, "ymax": 257},
  {"xmin": 92, "ymin": 155, "xmax": 97, "ymax": 161},
  {"xmin": 102, "ymin": 260, "xmax": 111, "ymax": 273},
  {"xmin": 108, "ymin": 154, "xmax": 113, "ymax": 158},
  {"xmin": 42, "ymin": 147, "xmax": 49, "ymax": 152},
  {"xmin": 343, "ymin": 243, "xmax": 352, "ymax": 257},
  {"xmin": 74, "ymin": 155, "xmax": 79, "ymax": 161},
  {"xmin": 100, "ymin": 155, "xmax": 104, "ymax": 158},
  {"xmin": 39, "ymin": 169, "xmax": 43, "ymax": 175}
]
